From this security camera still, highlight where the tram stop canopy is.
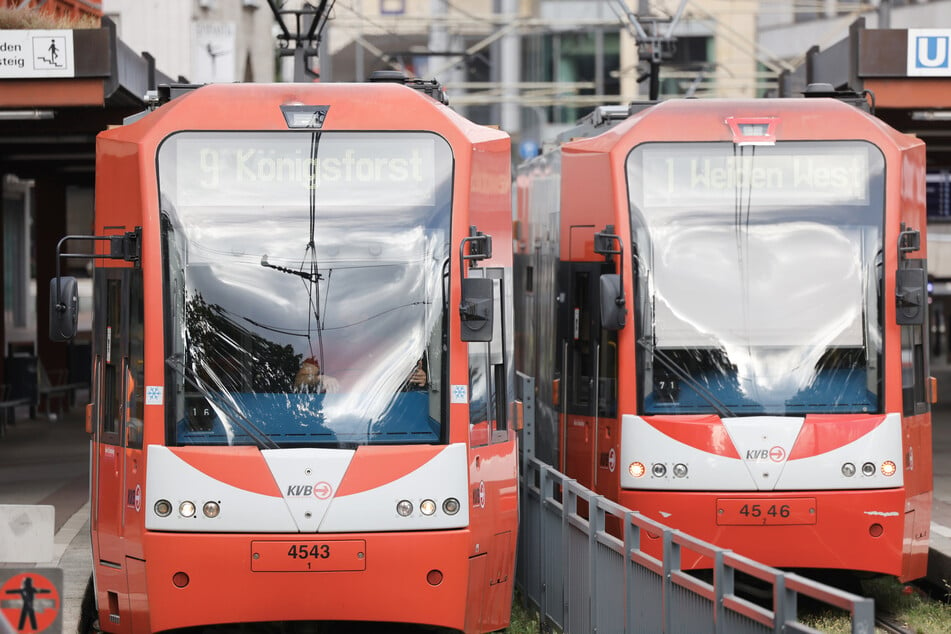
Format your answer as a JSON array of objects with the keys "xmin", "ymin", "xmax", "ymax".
[
  {"xmin": 780, "ymin": 18, "xmax": 951, "ymax": 173},
  {"xmin": 0, "ymin": 11, "xmax": 174, "ymax": 388}
]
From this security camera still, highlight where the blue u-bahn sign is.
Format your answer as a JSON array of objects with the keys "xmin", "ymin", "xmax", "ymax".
[{"xmin": 908, "ymin": 29, "xmax": 951, "ymax": 76}]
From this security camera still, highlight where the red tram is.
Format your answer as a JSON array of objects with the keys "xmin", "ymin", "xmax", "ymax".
[
  {"xmin": 514, "ymin": 88, "xmax": 932, "ymax": 581},
  {"xmin": 51, "ymin": 77, "xmax": 518, "ymax": 632}
]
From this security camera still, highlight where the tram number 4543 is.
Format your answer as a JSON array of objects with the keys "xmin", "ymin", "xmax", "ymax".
[{"xmin": 287, "ymin": 544, "xmax": 331, "ymax": 559}]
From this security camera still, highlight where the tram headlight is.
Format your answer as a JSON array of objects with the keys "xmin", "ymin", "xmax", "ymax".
[
  {"xmin": 154, "ymin": 499, "xmax": 172, "ymax": 517},
  {"xmin": 881, "ymin": 461, "xmax": 897, "ymax": 477},
  {"xmin": 179, "ymin": 501, "xmax": 196, "ymax": 518},
  {"xmin": 841, "ymin": 463, "xmax": 856, "ymax": 477},
  {"xmin": 651, "ymin": 463, "xmax": 667, "ymax": 478},
  {"xmin": 861, "ymin": 462, "xmax": 876, "ymax": 477},
  {"xmin": 672, "ymin": 463, "xmax": 688, "ymax": 478},
  {"xmin": 202, "ymin": 501, "xmax": 220, "ymax": 518},
  {"xmin": 443, "ymin": 498, "xmax": 460, "ymax": 515},
  {"xmin": 629, "ymin": 462, "xmax": 646, "ymax": 478},
  {"xmin": 420, "ymin": 499, "xmax": 437, "ymax": 516},
  {"xmin": 396, "ymin": 500, "xmax": 413, "ymax": 517}
]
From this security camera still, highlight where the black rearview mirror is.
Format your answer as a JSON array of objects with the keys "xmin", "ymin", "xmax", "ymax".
[
  {"xmin": 49, "ymin": 276, "xmax": 79, "ymax": 341},
  {"xmin": 896, "ymin": 266, "xmax": 927, "ymax": 326},
  {"xmin": 600, "ymin": 274, "xmax": 627, "ymax": 330},
  {"xmin": 460, "ymin": 277, "xmax": 494, "ymax": 342}
]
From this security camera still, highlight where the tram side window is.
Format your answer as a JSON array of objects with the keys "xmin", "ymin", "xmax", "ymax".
[
  {"xmin": 127, "ymin": 271, "xmax": 145, "ymax": 449},
  {"xmin": 469, "ymin": 343, "xmax": 493, "ymax": 447},
  {"xmin": 599, "ymin": 328, "xmax": 618, "ymax": 418},
  {"xmin": 468, "ymin": 276, "xmax": 508, "ymax": 446},
  {"xmin": 103, "ymin": 279, "xmax": 122, "ymax": 438},
  {"xmin": 901, "ymin": 323, "xmax": 928, "ymax": 416},
  {"xmin": 568, "ymin": 271, "xmax": 593, "ymax": 412}
]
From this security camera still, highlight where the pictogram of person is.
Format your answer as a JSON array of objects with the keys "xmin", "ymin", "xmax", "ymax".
[{"xmin": 4, "ymin": 576, "xmax": 51, "ymax": 631}]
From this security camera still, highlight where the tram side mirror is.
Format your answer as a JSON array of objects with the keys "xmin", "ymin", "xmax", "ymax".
[
  {"xmin": 600, "ymin": 274, "xmax": 627, "ymax": 330},
  {"xmin": 896, "ymin": 266, "xmax": 927, "ymax": 325},
  {"xmin": 49, "ymin": 276, "xmax": 79, "ymax": 341},
  {"xmin": 460, "ymin": 277, "xmax": 494, "ymax": 342}
]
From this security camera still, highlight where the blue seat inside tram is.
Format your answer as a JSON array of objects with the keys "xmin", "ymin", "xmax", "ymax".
[
  {"xmin": 176, "ymin": 391, "xmax": 439, "ymax": 445},
  {"xmin": 644, "ymin": 368, "xmax": 877, "ymax": 416}
]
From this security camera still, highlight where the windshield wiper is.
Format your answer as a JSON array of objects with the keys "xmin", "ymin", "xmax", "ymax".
[
  {"xmin": 636, "ymin": 338, "xmax": 738, "ymax": 419},
  {"xmin": 167, "ymin": 355, "xmax": 281, "ymax": 450}
]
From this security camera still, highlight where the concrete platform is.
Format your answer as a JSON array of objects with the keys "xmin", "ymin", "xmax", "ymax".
[
  {"xmin": 927, "ymin": 359, "xmax": 951, "ymax": 591},
  {"xmin": 0, "ymin": 406, "xmax": 90, "ymax": 633}
]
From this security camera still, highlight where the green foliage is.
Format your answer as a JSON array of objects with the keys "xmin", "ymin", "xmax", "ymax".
[
  {"xmin": 800, "ymin": 575, "xmax": 951, "ymax": 634},
  {"xmin": 505, "ymin": 590, "xmax": 540, "ymax": 634}
]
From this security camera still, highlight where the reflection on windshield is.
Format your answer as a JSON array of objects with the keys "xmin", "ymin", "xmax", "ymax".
[
  {"xmin": 158, "ymin": 131, "xmax": 453, "ymax": 446},
  {"xmin": 628, "ymin": 141, "xmax": 885, "ymax": 416}
]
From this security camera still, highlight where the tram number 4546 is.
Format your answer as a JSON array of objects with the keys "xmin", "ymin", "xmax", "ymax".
[
  {"xmin": 287, "ymin": 544, "xmax": 331, "ymax": 559},
  {"xmin": 740, "ymin": 504, "xmax": 790, "ymax": 519},
  {"xmin": 717, "ymin": 498, "xmax": 816, "ymax": 526}
]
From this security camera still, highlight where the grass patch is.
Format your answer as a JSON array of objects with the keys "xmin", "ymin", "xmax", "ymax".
[
  {"xmin": 504, "ymin": 590, "xmax": 540, "ymax": 634},
  {"xmin": 865, "ymin": 575, "xmax": 951, "ymax": 634},
  {"xmin": 800, "ymin": 575, "xmax": 951, "ymax": 634},
  {"xmin": 509, "ymin": 577, "xmax": 951, "ymax": 633}
]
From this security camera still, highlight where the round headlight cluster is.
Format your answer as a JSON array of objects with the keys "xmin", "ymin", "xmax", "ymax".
[
  {"xmin": 153, "ymin": 498, "xmax": 222, "ymax": 519},
  {"xmin": 840, "ymin": 460, "xmax": 898, "ymax": 478},
  {"xmin": 628, "ymin": 462, "xmax": 688, "ymax": 479},
  {"xmin": 396, "ymin": 497, "xmax": 461, "ymax": 518}
]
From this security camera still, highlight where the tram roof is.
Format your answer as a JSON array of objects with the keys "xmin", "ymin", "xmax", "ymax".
[{"xmin": 102, "ymin": 81, "xmax": 508, "ymax": 147}]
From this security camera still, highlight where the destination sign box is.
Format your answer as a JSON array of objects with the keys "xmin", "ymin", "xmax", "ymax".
[
  {"xmin": 633, "ymin": 142, "xmax": 876, "ymax": 208},
  {"xmin": 166, "ymin": 132, "xmax": 443, "ymax": 208}
]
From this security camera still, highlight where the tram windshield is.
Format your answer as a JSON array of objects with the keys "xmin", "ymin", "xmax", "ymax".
[
  {"xmin": 157, "ymin": 131, "xmax": 453, "ymax": 447},
  {"xmin": 627, "ymin": 141, "xmax": 885, "ymax": 416}
]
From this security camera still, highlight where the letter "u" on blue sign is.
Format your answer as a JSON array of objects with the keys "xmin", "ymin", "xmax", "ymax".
[{"xmin": 908, "ymin": 29, "xmax": 951, "ymax": 76}]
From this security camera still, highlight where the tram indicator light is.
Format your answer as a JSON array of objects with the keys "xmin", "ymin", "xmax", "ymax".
[
  {"xmin": 280, "ymin": 104, "xmax": 329, "ymax": 129},
  {"xmin": 726, "ymin": 117, "xmax": 778, "ymax": 146}
]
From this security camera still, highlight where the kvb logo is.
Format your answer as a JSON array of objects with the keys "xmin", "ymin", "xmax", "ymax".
[
  {"xmin": 908, "ymin": 29, "xmax": 951, "ymax": 76},
  {"xmin": 285, "ymin": 482, "xmax": 333, "ymax": 499},
  {"xmin": 744, "ymin": 447, "xmax": 786, "ymax": 463}
]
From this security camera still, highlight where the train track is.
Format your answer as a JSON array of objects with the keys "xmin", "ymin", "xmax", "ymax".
[{"xmin": 875, "ymin": 614, "xmax": 917, "ymax": 634}]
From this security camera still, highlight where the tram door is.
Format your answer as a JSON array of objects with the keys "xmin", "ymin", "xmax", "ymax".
[
  {"xmin": 91, "ymin": 265, "xmax": 144, "ymax": 619},
  {"xmin": 561, "ymin": 261, "xmax": 619, "ymax": 492}
]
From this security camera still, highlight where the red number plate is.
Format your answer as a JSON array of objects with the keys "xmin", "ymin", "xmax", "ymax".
[
  {"xmin": 251, "ymin": 540, "xmax": 366, "ymax": 572},
  {"xmin": 716, "ymin": 498, "xmax": 817, "ymax": 526}
]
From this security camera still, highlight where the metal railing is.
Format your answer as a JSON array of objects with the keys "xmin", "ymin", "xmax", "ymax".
[{"xmin": 516, "ymin": 457, "xmax": 875, "ymax": 634}]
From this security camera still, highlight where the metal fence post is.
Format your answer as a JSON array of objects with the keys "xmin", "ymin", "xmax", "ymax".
[
  {"xmin": 538, "ymin": 464, "xmax": 550, "ymax": 624},
  {"xmin": 713, "ymin": 549, "xmax": 729, "ymax": 634},
  {"xmin": 662, "ymin": 528, "xmax": 678, "ymax": 631}
]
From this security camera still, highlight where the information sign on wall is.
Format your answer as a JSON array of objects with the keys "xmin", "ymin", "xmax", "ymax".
[
  {"xmin": 908, "ymin": 29, "xmax": 951, "ymax": 76},
  {"xmin": 192, "ymin": 21, "xmax": 236, "ymax": 83},
  {"xmin": 0, "ymin": 30, "xmax": 75, "ymax": 78}
]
